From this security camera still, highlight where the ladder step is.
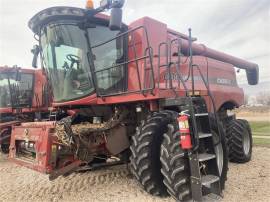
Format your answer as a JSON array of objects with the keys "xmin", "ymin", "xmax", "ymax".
[
  {"xmin": 198, "ymin": 132, "xmax": 212, "ymax": 138},
  {"xmin": 198, "ymin": 153, "xmax": 216, "ymax": 162},
  {"xmin": 202, "ymin": 175, "xmax": 219, "ymax": 186},
  {"xmin": 49, "ymin": 111, "xmax": 57, "ymax": 121},
  {"xmin": 195, "ymin": 113, "xmax": 208, "ymax": 117}
]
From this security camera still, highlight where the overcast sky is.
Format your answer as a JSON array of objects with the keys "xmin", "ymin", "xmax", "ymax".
[{"xmin": 0, "ymin": 0, "xmax": 269, "ymax": 84}]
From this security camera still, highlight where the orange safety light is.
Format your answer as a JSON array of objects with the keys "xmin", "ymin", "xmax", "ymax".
[{"xmin": 86, "ymin": 0, "xmax": 94, "ymax": 9}]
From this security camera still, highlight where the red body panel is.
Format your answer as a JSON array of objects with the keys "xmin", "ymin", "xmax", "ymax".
[
  {"xmin": 0, "ymin": 107, "xmax": 12, "ymax": 114},
  {"xmin": 51, "ymin": 17, "xmax": 244, "ymax": 110},
  {"xmin": 9, "ymin": 122, "xmax": 56, "ymax": 173}
]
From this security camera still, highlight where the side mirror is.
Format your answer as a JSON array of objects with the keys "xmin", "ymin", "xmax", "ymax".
[
  {"xmin": 31, "ymin": 45, "xmax": 40, "ymax": 68},
  {"xmin": 246, "ymin": 67, "xmax": 259, "ymax": 85},
  {"xmin": 109, "ymin": 8, "xmax": 123, "ymax": 31}
]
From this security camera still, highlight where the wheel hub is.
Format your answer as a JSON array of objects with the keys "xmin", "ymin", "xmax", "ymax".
[
  {"xmin": 243, "ymin": 130, "xmax": 251, "ymax": 155},
  {"xmin": 215, "ymin": 142, "xmax": 224, "ymax": 176}
]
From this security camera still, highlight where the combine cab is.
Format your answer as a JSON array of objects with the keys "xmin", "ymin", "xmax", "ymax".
[
  {"xmin": 0, "ymin": 66, "xmax": 51, "ymax": 153},
  {"xmin": 9, "ymin": 1, "xmax": 257, "ymax": 201}
]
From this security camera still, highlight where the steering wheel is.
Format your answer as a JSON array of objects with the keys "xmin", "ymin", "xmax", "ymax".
[
  {"xmin": 66, "ymin": 54, "xmax": 81, "ymax": 64},
  {"xmin": 64, "ymin": 54, "xmax": 82, "ymax": 90}
]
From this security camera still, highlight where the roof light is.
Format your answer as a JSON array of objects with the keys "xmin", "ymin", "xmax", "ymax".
[
  {"xmin": 86, "ymin": 0, "xmax": 94, "ymax": 9},
  {"xmin": 28, "ymin": 7, "xmax": 85, "ymax": 33}
]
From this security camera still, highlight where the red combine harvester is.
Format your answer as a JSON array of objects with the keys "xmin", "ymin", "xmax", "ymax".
[
  {"xmin": 0, "ymin": 66, "xmax": 51, "ymax": 153},
  {"xmin": 9, "ymin": 1, "xmax": 257, "ymax": 201}
]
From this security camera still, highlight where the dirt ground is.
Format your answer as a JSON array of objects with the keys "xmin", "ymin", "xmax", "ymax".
[
  {"xmin": 235, "ymin": 106, "xmax": 270, "ymax": 122},
  {"xmin": 0, "ymin": 147, "xmax": 269, "ymax": 202}
]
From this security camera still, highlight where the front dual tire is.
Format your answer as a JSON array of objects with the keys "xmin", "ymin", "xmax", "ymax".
[
  {"xmin": 129, "ymin": 111, "xmax": 177, "ymax": 196},
  {"xmin": 130, "ymin": 111, "xmax": 228, "ymax": 201},
  {"xmin": 160, "ymin": 114, "xmax": 228, "ymax": 201}
]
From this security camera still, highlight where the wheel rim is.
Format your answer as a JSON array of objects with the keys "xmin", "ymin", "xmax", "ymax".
[
  {"xmin": 243, "ymin": 130, "xmax": 250, "ymax": 156},
  {"xmin": 215, "ymin": 142, "xmax": 224, "ymax": 176}
]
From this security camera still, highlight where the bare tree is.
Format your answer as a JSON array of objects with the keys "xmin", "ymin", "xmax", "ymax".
[
  {"xmin": 244, "ymin": 94, "xmax": 249, "ymax": 105},
  {"xmin": 257, "ymin": 92, "xmax": 270, "ymax": 106}
]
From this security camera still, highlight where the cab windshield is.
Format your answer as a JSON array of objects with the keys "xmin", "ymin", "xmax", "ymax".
[
  {"xmin": 40, "ymin": 21, "xmax": 125, "ymax": 102},
  {"xmin": 0, "ymin": 72, "xmax": 33, "ymax": 108},
  {"xmin": 40, "ymin": 23, "xmax": 93, "ymax": 102}
]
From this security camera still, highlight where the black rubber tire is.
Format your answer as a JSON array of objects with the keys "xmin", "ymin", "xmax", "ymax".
[
  {"xmin": 227, "ymin": 119, "xmax": 252, "ymax": 163},
  {"xmin": 0, "ymin": 144, "xmax": 9, "ymax": 154},
  {"xmin": 0, "ymin": 129, "xmax": 10, "ymax": 154},
  {"xmin": 129, "ymin": 110, "xmax": 177, "ymax": 196},
  {"xmin": 160, "ymin": 114, "xmax": 228, "ymax": 201},
  {"xmin": 209, "ymin": 114, "xmax": 229, "ymax": 190},
  {"xmin": 160, "ymin": 122, "xmax": 191, "ymax": 201}
]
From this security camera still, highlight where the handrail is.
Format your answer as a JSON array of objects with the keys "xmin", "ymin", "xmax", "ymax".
[
  {"xmin": 170, "ymin": 38, "xmax": 182, "ymax": 89},
  {"xmin": 192, "ymin": 64, "xmax": 222, "ymax": 146},
  {"xmin": 156, "ymin": 33, "xmax": 222, "ymax": 150},
  {"xmin": 92, "ymin": 26, "xmax": 155, "ymax": 97},
  {"xmin": 143, "ymin": 47, "xmax": 155, "ymax": 94},
  {"xmin": 131, "ymin": 31, "xmax": 142, "ymax": 91},
  {"xmin": 158, "ymin": 42, "xmax": 169, "ymax": 89}
]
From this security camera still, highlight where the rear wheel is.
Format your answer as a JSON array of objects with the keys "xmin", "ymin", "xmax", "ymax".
[
  {"xmin": 0, "ymin": 129, "xmax": 10, "ymax": 154},
  {"xmin": 129, "ymin": 110, "xmax": 177, "ymax": 196},
  {"xmin": 209, "ymin": 115, "xmax": 228, "ymax": 190},
  {"xmin": 227, "ymin": 119, "xmax": 252, "ymax": 163},
  {"xmin": 0, "ymin": 144, "xmax": 9, "ymax": 154}
]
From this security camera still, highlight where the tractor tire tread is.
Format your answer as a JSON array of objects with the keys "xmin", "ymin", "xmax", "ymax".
[
  {"xmin": 129, "ymin": 110, "xmax": 177, "ymax": 196},
  {"xmin": 227, "ymin": 119, "xmax": 252, "ymax": 163}
]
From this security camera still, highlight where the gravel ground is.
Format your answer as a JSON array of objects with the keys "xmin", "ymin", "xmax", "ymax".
[{"xmin": 0, "ymin": 147, "xmax": 269, "ymax": 202}]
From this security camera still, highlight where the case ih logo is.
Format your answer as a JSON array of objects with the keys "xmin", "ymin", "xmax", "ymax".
[
  {"xmin": 164, "ymin": 73, "xmax": 236, "ymax": 86},
  {"xmin": 216, "ymin": 78, "xmax": 232, "ymax": 85},
  {"xmin": 164, "ymin": 73, "xmax": 201, "ymax": 81}
]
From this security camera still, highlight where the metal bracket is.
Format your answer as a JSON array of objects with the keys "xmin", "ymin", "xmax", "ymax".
[
  {"xmin": 49, "ymin": 160, "xmax": 82, "ymax": 181},
  {"xmin": 188, "ymin": 152, "xmax": 203, "ymax": 201}
]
